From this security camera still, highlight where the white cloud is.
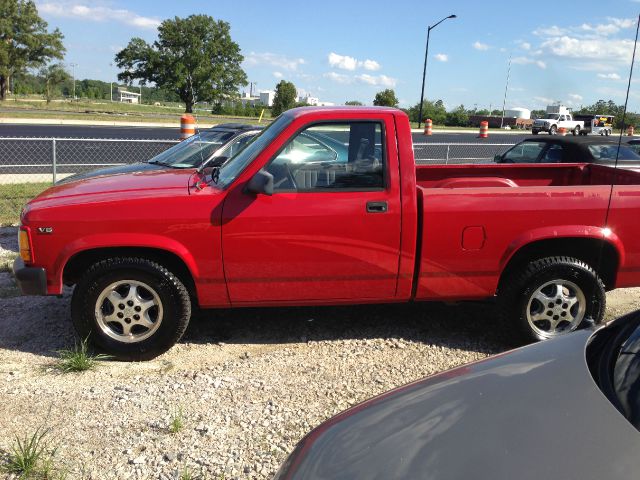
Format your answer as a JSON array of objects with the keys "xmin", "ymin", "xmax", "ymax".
[
  {"xmin": 328, "ymin": 52, "xmax": 358, "ymax": 71},
  {"xmin": 541, "ymin": 36, "xmax": 633, "ymax": 62},
  {"xmin": 434, "ymin": 53, "xmax": 448, "ymax": 62},
  {"xmin": 323, "ymin": 72, "xmax": 352, "ymax": 84},
  {"xmin": 533, "ymin": 25, "xmax": 567, "ymax": 37},
  {"xmin": 534, "ymin": 96, "xmax": 557, "ymax": 105},
  {"xmin": 509, "ymin": 86, "xmax": 525, "ymax": 92},
  {"xmin": 328, "ymin": 53, "xmax": 381, "ymax": 71},
  {"xmin": 568, "ymin": 93, "xmax": 583, "ymax": 101},
  {"xmin": 272, "ymin": 71, "xmax": 283, "ymax": 79},
  {"xmin": 355, "ymin": 74, "xmax": 397, "ymax": 87},
  {"xmin": 520, "ymin": 42, "xmax": 531, "ymax": 50},
  {"xmin": 361, "ymin": 59, "xmax": 381, "ymax": 71},
  {"xmin": 598, "ymin": 72, "xmax": 622, "ymax": 80},
  {"xmin": 37, "ymin": 2, "xmax": 160, "ymax": 29},
  {"xmin": 245, "ymin": 52, "xmax": 306, "ymax": 71},
  {"xmin": 512, "ymin": 56, "xmax": 546, "ymax": 69},
  {"xmin": 472, "ymin": 41, "xmax": 490, "ymax": 51},
  {"xmin": 580, "ymin": 17, "xmax": 635, "ymax": 36}
]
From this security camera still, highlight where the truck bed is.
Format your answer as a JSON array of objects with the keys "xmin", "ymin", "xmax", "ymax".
[{"xmin": 413, "ymin": 163, "xmax": 640, "ymax": 301}]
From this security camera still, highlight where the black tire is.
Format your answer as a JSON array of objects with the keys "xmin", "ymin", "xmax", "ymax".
[
  {"xmin": 71, "ymin": 257, "xmax": 191, "ymax": 361},
  {"xmin": 573, "ymin": 126, "xmax": 580, "ymax": 136},
  {"xmin": 498, "ymin": 256, "xmax": 605, "ymax": 344},
  {"xmin": 549, "ymin": 125, "xmax": 557, "ymax": 135},
  {"xmin": 532, "ymin": 130, "xmax": 539, "ymax": 135}
]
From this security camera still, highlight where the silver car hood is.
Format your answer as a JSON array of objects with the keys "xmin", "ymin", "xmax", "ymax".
[{"xmin": 277, "ymin": 329, "xmax": 640, "ymax": 480}]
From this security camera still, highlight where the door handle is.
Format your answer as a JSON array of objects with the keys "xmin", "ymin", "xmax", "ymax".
[{"xmin": 366, "ymin": 201, "xmax": 388, "ymax": 213}]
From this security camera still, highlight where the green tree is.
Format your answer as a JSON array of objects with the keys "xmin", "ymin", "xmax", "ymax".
[
  {"xmin": 39, "ymin": 63, "xmax": 70, "ymax": 103},
  {"xmin": 271, "ymin": 80, "xmax": 297, "ymax": 116},
  {"xmin": 407, "ymin": 99, "xmax": 447, "ymax": 124},
  {"xmin": 445, "ymin": 104, "xmax": 469, "ymax": 127},
  {"xmin": 345, "ymin": 100, "xmax": 363, "ymax": 106},
  {"xmin": 0, "ymin": 0, "xmax": 65, "ymax": 100},
  {"xmin": 115, "ymin": 14, "xmax": 247, "ymax": 113},
  {"xmin": 373, "ymin": 89, "xmax": 399, "ymax": 107}
]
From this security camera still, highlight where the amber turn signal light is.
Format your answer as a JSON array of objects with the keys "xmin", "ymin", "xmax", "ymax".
[{"xmin": 18, "ymin": 228, "xmax": 32, "ymax": 263}]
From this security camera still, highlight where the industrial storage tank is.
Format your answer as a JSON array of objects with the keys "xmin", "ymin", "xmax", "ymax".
[{"xmin": 504, "ymin": 107, "xmax": 531, "ymax": 119}]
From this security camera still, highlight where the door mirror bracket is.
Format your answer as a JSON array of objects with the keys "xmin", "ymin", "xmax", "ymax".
[{"xmin": 245, "ymin": 169, "xmax": 274, "ymax": 196}]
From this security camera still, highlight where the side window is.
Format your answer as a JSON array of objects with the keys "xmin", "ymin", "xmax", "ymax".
[
  {"xmin": 540, "ymin": 144, "xmax": 563, "ymax": 163},
  {"xmin": 266, "ymin": 122, "xmax": 384, "ymax": 192},
  {"xmin": 502, "ymin": 142, "xmax": 545, "ymax": 163}
]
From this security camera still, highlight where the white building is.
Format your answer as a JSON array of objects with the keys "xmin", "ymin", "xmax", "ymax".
[
  {"xmin": 117, "ymin": 89, "xmax": 141, "ymax": 104},
  {"xmin": 297, "ymin": 94, "xmax": 335, "ymax": 107}
]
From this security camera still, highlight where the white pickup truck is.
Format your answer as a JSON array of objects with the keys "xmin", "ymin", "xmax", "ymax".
[{"xmin": 532, "ymin": 113, "xmax": 584, "ymax": 135}]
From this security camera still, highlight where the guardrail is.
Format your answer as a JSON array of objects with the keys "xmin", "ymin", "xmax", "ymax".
[{"xmin": 0, "ymin": 138, "xmax": 516, "ymax": 184}]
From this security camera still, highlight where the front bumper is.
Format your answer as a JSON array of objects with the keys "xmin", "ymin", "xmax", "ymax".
[{"xmin": 12, "ymin": 257, "xmax": 47, "ymax": 295}]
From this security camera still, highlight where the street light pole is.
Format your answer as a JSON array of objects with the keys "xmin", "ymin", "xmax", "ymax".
[
  {"xmin": 418, "ymin": 14, "xmax": 457, "ymax": 129},
  {"xmin": 69, "ymin": 62, "xmax": 77, "ymax": 101}
]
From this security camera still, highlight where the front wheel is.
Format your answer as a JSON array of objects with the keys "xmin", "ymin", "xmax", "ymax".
[
  {"xmin": 498, "ymin": 256, "xmax": 605, "ymax": 343},
  {"xmin": 71, "ymin": 257, "xmax": 192, "ymax": 360},
  {"xmin": 549, "ymin": 125, "xmax": 557, "ymax": 135}
]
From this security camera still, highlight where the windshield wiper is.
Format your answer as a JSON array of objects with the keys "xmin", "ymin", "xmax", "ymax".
[{"xmin": 148, "ymin": 159, "xmax": 178, "ymax": 168}]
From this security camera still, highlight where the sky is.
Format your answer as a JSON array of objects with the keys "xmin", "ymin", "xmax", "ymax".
[{"xmin": 33, "ymin": 0, "xmax": 640, "ymax": 111}]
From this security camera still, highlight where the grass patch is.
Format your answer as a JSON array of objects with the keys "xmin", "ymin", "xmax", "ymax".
[
  {"xmin": 0, "ymin": 183, "xmax": 51, "ymax": 226},
  {"xmin": 2, "ymin": 427, "xmax": 61, "ymax": 479},
  {"xmin": 169, "ymin": 407, "xmax": 185, "ymax": 434},
  {"xmin": 54, "ymin": 338, "xmax": 111, "ymax": 373}
]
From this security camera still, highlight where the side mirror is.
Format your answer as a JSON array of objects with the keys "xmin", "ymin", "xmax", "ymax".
[
  {"xmin": 494, "ymin": 154, "xmax": 502, "ymax": 163},
  {"xmin": 246, "ymin": 169, "xmax": 274, "ymax": 196}
]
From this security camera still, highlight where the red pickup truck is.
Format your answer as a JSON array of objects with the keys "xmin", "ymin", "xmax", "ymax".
[{"xmin": 13, "ymin": 107, "xmax": 640, "ymax": 359}]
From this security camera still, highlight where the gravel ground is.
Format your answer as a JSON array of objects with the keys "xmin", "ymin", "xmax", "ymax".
[{"xmin": 1, "ymin": 225, "xmax": 639, "ymax": 479}]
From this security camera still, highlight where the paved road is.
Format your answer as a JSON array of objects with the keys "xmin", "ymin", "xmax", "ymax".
[
  {"xmin": 0, "ymin": 123, "xmax": 533, "ymax": 144},
  {"xmin": 0, "ymin": 124, "xmax": 180, "ymax": 140}
]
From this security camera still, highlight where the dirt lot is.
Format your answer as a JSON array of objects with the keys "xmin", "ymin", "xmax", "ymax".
[{"xmin": 1, "ymin": 226, "xmax": 639, "ymax": 479}]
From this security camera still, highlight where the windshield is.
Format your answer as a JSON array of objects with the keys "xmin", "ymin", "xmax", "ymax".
[
  {"xmin": 587, "ymin": 313, "xmax": 640, "ymax": 432},
  {"xmin": 215, "ymin": 114, "xmax": 293, "ymax": 188},
  {"xmin": 147, "ymin": 130, "xmax": 235, "ymax": 168}
]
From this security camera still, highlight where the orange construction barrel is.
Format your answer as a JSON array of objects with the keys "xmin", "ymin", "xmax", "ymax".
[
  {"xmin": 478, "ymin": 121, "xmax": 488, "ymax": 138},
  {"xmin": 423, "ymin": 119, "xmax": 433, "ymax": 136},
  {"xmin": 558, "ymin": 127, "xmax": 567, "ymax": 136},
  {"xmin": 180, "ymin": 114, "xmax": 196, "ymax": 140}
]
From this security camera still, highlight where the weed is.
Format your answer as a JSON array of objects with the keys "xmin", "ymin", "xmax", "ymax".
[
  {"xmin": 54, "ymin": 338, "xmax": 111, "ymax": 373},
  {"xmin": 169, "ymin": 406, "xmax": 185, "ymax": 434},
  {"xmin": 2, "ymin": 427, "xmax": 54, "ymax": 477}
]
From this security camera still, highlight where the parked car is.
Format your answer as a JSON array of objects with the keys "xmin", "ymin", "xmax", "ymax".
[
  {"xmin": 273, "ymin": 309, "xmax": 640, "ymax": 480},
  {"xmin": 56, "ymin": 124, "xmax": 262, "ymax": 184},
  {"xmin": 495, "ymin": 136, "xmax": 640, "ymax": 169},
  {"xmin": 625, "ymin": 138, "xmax": 640, "ymax": 155},
  {"xmin": 13, "ymin": 107, "xmax": 640, "ymax": 359}
]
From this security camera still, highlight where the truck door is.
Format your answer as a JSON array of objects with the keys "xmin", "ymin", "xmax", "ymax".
[{"xmin": 221, "ymin": 119, "xmax": 402, "ymax": 303}]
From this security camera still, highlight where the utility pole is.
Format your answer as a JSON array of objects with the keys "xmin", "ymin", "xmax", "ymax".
[{"xmin": 500, "ymin": 55, "xmax": 512, "ymax": 129}]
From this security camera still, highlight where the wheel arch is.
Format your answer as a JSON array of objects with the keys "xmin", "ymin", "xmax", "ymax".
[
  {"xmin": 498, "ymin": 230, "xmax": 623, "ymax": 291},
  {"xmin": 62, "ymin": 246, "xmax": 198, "ymax": 304}
]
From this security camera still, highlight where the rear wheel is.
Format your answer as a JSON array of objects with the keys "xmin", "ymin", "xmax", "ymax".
[
  {"xmin": 532, "ymin": 130, "xmax": 539, "ymax": 135},
  {"xmin": 573, "ymin": 126, "xmax": 580, "ymax": 136},
  {"xmin": 71, "ymin": 257, "xmax": 191, "ymax": 360},
  {"xmin": 498, "ymin": 256, "xmax": 605, "ymax": 344}
]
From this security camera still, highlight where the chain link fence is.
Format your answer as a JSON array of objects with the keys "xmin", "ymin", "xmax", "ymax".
[
  {"xmin": 0, "ymin": 138, "xmax": 178, "ymax": 184},
  {"xmin": 413, "ymin": 142, "xmax": 515, "ymax": 165},
  {"xmin": 0, "ymin": 137, "xmax": 516, "ymax": 184}
]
